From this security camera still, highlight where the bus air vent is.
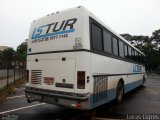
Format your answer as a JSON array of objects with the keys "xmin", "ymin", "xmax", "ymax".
[
  {"xmin": 31, "ymin": 70, "xmax": 42, "ymax": 85},
  {"xmin": 93, "ymin": 76, "xmax": 108, "ymax": 104}
]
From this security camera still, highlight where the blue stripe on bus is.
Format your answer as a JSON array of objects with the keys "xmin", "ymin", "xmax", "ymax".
[
  {"xmin": 32, "ymin": 29, "xmax": 75, "ymax": 39},
  {"xmin": 89, "ymin": 79, "xmax": 143, "ymax": 109},
  {"xmin": 89, "ymin": 88, "xmax": 116, "ymax": 109},
  {"xmin": 124, "ymin": 79, "xmax": 143, "ymax": 93}
]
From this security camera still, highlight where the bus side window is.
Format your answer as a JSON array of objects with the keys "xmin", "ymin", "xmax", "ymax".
[
  {"xmin": 138, "ymin": 53, "xmax": 141, "ymax": 63},
  {"xmin": 91, "ymin": 23, "xmax": 103, "ymax": 51},
  {"xmin": 131, "ymin": 49, "xmax": 135, "ymax": 61},
  {"xmin": 112, "ymin": 37, "xmax": 118, "ymax": 56},
  {"xmin": 103, "ymin": 30, "xmax": 112, "ymax": 54},
  {"xmin": 119, "ymin": 40, "xmax": 124, "ymax": 57},
  {"xmin": 135, "ymin": 51, "xmax": 138, "ymax": 62},
  {"xmin": 128, "ymin": 47, "xmax": 132, "ymax": 60},
  {"xmin": 124, "ymin": 44, "xmax": 128, "ymax": 59}
]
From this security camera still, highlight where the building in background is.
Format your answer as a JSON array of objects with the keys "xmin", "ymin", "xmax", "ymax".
[{"xmin": 0, "ymin": 46, "xmax": 10, "ymax": 52}]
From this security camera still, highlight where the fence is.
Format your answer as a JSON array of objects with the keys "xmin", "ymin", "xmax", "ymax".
[{"xmin": 0, "ymin": 63, "xmax": 27, "ymax": 89}]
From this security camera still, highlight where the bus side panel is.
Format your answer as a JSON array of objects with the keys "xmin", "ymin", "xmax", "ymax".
[
  {"xmin": 124, "ymin": 62, "xmax": 145, "ymax": 93},
  {"xmin": 124, "ymin": 74, "xmax": 144, "ymax": 93},
  {"xmin": 89, "ymin": 53, "xmax": 145, "ymax": 108},
  {"xmin": 90, "ymin": 53, "xmax": 126, "ymax": 75},
  {"xmin": 89, "ymin": 53, "xmax": 126, "ymax": 108}
]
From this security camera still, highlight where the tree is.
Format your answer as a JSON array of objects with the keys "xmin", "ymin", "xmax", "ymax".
[
  {"xmin": 16, "ymin": 42, "xmax": 27, "ymax": 68},
  {"xmin": 0, "ymin": 51, "xmax": 3, "ymax": 68},
  {"xmin": 151, "ymin": 29, "xmax": 160, "ymax": 48},
  {"xmin": 120, "ymin": 34, "xmax": 132, "ymax": 42},
  {"xmin": 1, "ymin": 48, "xmax": 15, "ymax": 68}
]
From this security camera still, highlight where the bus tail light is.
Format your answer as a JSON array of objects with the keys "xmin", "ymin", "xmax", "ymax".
[
  {"xmin": 27, "ymin": 70, "xmax": 29, "ymax": 83},
  {"xmin": 76, "ymin": 102, "xmax": 82, "ymax": 109},
  {"xmin": 77, "ymin": 71, "xmax": 85, "ymax": 89}
]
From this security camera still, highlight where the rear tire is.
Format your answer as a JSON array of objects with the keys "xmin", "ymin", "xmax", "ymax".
[
  {"xmin": 140, "ymin": 76, "xmax": 146, "ymax": 87},
  {"xmin": 116, "ymin": 81, "xmax": 124, "ymax": 103},
  {"xmin": 142, "ymin": 76, "xmax": 146, "ymax": 85}
]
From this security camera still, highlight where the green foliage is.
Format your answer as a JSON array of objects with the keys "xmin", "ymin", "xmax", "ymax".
[
  {"xmin": 16, "ymin": 42, "xmax": 27, "ymax": 61},
  {"xmin": 151, "ymin": 29, "xmax": 160, "ymax": 46},
  {"xmin": 121, "ymin": 29, "xmax": 160, "ymax": 71},
  {"xmin": 0, "ymin": 42, "xmax": 27, "ymax": 68},
  {"xmin": 1, "ymin": 48, "xmax": 15, "ymax": 62},
  {"xmin": 0, "ymin": 48, "xmax": 15, "ymax": 68}
]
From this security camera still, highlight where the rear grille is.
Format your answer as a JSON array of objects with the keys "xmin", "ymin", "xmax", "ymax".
[
  {"xmin": 31, "ymin": 70, "xmax": 42, "ymax": 85},
  {"xmin": 93, "ymin": 76, "xmax": 108, "ymax": 104}
]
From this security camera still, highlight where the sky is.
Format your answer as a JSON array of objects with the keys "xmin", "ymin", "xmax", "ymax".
[{"xmin": 0, "ymin": 0, "xmax": 160, "ymax": 50}]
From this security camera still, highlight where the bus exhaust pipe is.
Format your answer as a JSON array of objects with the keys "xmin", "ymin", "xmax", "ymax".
[{"xmin": 27, "ymin": 98, "xmax": 35, "ymax": 103}]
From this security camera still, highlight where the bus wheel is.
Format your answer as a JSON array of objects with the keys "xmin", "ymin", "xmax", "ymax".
[
  {"xmin": 116, "ymin": 81, "xmax": 124, "ymax": 103},
  {"xmin": 141, "ymin": 76, "xmax": 146, "ymax": 87},
  {"xmin": 142, "ymin": 76, "xmax": 146, "ymax": 85}
]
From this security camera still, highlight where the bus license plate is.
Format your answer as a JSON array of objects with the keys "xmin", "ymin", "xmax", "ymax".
[{"xmin": 42, "ymin": 96, "xmax": 58, "ymax": 103}]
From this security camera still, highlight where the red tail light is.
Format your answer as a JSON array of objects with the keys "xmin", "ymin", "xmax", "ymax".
[
  {"xmin": 77, "ymin": 71, "xmax": 85, "ymax": 89},
  {"xmin": 76, "ymin": 102, "xmax": 82, "ymax": 109},
  {"xmin": 27, "ymin": 70, "xmax": 29, "ymax": 83}
]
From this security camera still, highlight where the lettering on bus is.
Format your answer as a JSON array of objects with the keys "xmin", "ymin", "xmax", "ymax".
[
  {"xmin": 31, "ymin": 18, "xmax": 77, "ymax": 43},
  {"xmin": 133, "ymin": 65, "xmax": 142, "ymax": 73}
]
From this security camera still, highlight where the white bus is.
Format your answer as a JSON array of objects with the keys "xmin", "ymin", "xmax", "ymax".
[{"xmin": 25, "ymin": 6, "xmax": 146, "ymax": 110}]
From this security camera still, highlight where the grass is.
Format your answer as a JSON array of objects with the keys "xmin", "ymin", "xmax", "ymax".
[{"xmin": 0, "ymin": 76, "xmax": 26, "ymax": 102}]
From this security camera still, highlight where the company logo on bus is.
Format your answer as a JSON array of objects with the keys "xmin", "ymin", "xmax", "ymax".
[
  {"xmin": 31, "ymin": 18, "xmax": 77, "ymax": 43},
  {"xmin": 133, "ymin": 65, "xmax": 142, "ymax": 73}
]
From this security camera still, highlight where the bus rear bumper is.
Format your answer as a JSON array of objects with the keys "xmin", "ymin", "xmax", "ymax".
[{"xmin": 25, "ymin": 87, "xmax": 90, "ymax": 110}]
